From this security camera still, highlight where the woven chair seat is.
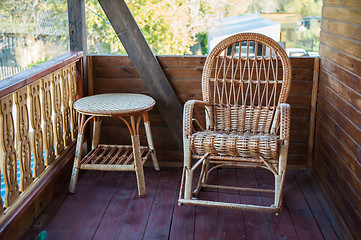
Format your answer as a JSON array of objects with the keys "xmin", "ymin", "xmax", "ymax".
[{"xmin": 190, "ymin": 130, "xmax": 279, "ymax": 159}]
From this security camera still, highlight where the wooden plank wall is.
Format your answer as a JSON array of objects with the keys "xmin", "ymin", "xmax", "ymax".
[
  {"xmin": 89, "ymin": 55, "xmax": 316, "ymax": 169},
  {"xmin": 313, "ymin": 0, "xmax": 361, "ymax": 238}
]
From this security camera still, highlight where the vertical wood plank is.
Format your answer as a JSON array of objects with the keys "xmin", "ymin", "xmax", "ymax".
[
  {"xmin": 97, "ymin": 0, "xmax": 183, "ymax": 148},
  {"xmin": 67, "ymin": 0, "xmax": 87, "ymax": 53},
  {"xmin": 87, "ymin": 56, "xmax": 94, "ymax": 96},
  {"xmin": 307, "ymin": 57, "xmax": 320, "ymax": 166},
  {"xmin": 67, "ymin": 0, "xmax": 87, "ymax": 96}
]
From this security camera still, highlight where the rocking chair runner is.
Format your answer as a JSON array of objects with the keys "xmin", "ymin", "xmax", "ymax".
[{"xmin": 178, "ymin": 33, "xmax": 292, "ymax": 214}]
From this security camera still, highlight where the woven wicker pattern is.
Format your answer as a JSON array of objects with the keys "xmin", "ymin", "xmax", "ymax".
[
  {"xmin": 179, "ymin": 33, "xmax": 292, "ymax": 214},
  {"xmin": 69, "ymin": 93, "xmax": 159, "ymax": 197},
  {"xmin": 191, "ymin": 131, "xmax": 279, "ymax": 159},
  {"xmin": 80, "ymin": 144, "xmax": 151, "ymax": 170},
  {"xmin": 73, "ymin": 93, "xmax": 155, "ymax": 115}
]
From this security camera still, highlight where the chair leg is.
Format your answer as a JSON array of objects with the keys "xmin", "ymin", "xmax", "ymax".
[
  {"xmin": 274, "ymin": 143, "xmax": 288, "ymax": 213},
  {"xmin": 183, "ymin": 138, "xmax": 193, "ymax": 199},
  {"xmin": 192, "ymin": 159, "xmax": 209, "ymax": 197}
]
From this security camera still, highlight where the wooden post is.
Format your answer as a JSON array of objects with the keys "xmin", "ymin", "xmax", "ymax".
[
  {"xmin": 67, "ymin": 0, "xmax": 88, "ymax": 95},
  {"xmin": 97, "ymin": 0, "xmax": 183, "ymax": 149},
  {"xmin": 307, "ymin": 57, "xmax": 320, "ymax": 167}
]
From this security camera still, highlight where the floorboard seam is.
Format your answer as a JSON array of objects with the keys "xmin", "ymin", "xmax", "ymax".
[
  {"xmin": 292, "ymin": 170, "xmax": 328, "ymax": 239},
  {"xmin": 141, "ymin": 170, "xmax": 162, "ymax": 240},
  {"xmin": 91, "ymin": 172, "xmax": 124, "ymax": 240}
]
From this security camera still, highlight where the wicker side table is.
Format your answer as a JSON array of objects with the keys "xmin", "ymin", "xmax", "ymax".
[{"xmin": 69, "ymin": 93, "xmax": 160, "ymax": 197}]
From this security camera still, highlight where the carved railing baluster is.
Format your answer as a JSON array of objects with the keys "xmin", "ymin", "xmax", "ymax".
[
  {"xmin": 69, "ymin": 63, "xmax": 78, "ymax": 139},
  {"xmin": 52, "ymin": 70, "xmax": 64, "ymax": 155},
  {"xmin": 0, "ymin": 53, "xmax": 82, "ymax": 224},
  {"xmin": 14, "ymin": 88, "xmax": 33, "ymax": 191},
  {"xmin": 0, "ymin": 94, "xmax": 19, "ymax": 207},
  {"xmin": 41, "ymin": 76, "xmax": 55, "ymax": 166},
  {"xmin": 28, "ymin": 82, "xmax": 45, "ymax": 177},
  {"xmin": 62, "ymin": 66, "xmax": 71, "ymax": 146}
]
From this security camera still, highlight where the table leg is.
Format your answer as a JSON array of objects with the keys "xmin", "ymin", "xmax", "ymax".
[
  {"xmin": 69, "ymin": 114, "xmax": 86, "ymax": 193},
  {"xmin": 143, "ymin": 112, "xmax": 160, "ymax": 171},
  {"xmin": 130, "ymin": 115, "xmax": 146, "ymax": 197},
  {"xmin": 132, "ymin": 134, "xmax": 145, "ymax": 197},
  {"xmin": 92, "ymin": 116, "xmax": 102, "ymax": 150}
]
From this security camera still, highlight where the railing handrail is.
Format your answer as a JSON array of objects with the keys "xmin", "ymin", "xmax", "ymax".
[
  {"xmin": 0, "ymin": 51, "xmax": 83, "ymax": 239},
  {"xmin": 0, "ymin": 51, "xmax": 83, "ymax": 98}
]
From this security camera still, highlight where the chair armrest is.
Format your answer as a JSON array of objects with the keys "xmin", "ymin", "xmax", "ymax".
[
  {"xmin": 280, "ymin": 103, "xmax": 291, "ymax": 141},
  {"xmin": 183, "ymin": 100, "xmax": 211, "ymax": 137}
]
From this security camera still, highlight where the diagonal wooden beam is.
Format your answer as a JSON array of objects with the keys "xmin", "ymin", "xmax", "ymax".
[{"xmin": 97, "ymin": 0, "xmax": 183, "ymax": 149}]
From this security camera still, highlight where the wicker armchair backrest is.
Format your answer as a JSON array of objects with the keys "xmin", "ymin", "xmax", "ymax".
[{"xmin": 201, "ymin": 33, "xmax": 292, "ymax": 133}]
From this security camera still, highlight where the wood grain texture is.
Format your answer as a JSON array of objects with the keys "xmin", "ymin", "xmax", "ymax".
[
  {"xmin": 0, "ymin": 52, "xmax": 83, "ymax": 98},
  {"xmin": 322, "ymin": 6, "xmax": 361, "ymax": 25},
  {"xmin": 91, "ymin": 56, "xmax": 315, "ymax": 168},
  {"xmin": 320, "ymin": 31, "xmax": 361, "ymax": 59},
  {"xmin": 321, "ymin": 19, "xmax": 361, "ymax": 42},
  {"xmin": 315, "ymin": 2, "xmax": 361, "ymax": 238},
  {"xmin": 97, "ymin": 0, "xmax": 183, "ymax": 148},
  {"xmin": 23, "ymin": 168, "xmax": 346, "ymax": 239},
  {"xmin": 323, "ymin": 0, "xmax": 361, "ymax": 7}
]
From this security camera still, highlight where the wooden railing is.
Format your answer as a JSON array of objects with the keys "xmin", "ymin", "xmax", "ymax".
[{"xmin": 0, "ymin": 51, "xmax": 83, "ymax": 228}]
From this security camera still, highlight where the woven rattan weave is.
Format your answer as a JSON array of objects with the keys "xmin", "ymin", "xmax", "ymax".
[
  {"xmin": 69, "ymin": 93, "xmax": 159, "ymax": 197},
  {"xmin": 178, "ymin": 33, "xmax": 292, "ymax": 214}
]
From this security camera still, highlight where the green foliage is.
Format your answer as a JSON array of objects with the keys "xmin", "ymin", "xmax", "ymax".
[
  {"xmin": 86, "ymin": 0, "xmax": 196, "ymax": 55},
  {"xmin": 278, "ymin": 0, "xmax": 322, "ymax": 18}
]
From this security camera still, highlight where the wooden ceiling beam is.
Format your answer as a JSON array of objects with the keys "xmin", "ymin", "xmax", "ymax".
[{"xmin": 97, "ymin": 0, "xmax": 183, "ymax": 149}]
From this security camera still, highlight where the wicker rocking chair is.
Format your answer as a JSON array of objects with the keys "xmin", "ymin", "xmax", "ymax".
[{"xmin": 178, "ymin": 33, "xmax": 292, "ymax": 214}]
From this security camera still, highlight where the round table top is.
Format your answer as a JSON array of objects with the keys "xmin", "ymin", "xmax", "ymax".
[{"xmin": 73, "ymin": 93, "xmax": 155, "ymax": 116}]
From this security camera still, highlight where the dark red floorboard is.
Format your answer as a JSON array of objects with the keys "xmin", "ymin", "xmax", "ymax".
[
  {"xmin": 194, "ymin": 170, "xmax": 220, "ymax": 240},
  {"xmin": 44, "ymin": 171, "xmax": 107, "ymax": 239},
  {"xmin": 23, "ymin": 168, "xmax": 345, "ymax": 240},
  {"xmin": 92, "ymin": 171, "xmax": 138, "ymax": 240},
  {"xmin": 255, "ymin": 169, "xmax": 299, "ymax": 240},
  {"xmin": 115, "ymin": 169, "xmax": 160, "ymax": 240},
  {"xmin": 143, "ymin": 168, "xmax": 181, "ymax": 240},
  {"xmin": 169, "ymin": 171, "xmax": 196, "ymax": 240},
  {"xmin": 284, "ymin": 171, "xmax": 325, "ymax": 239},
  {"xmin": 237, "ymin": 169, "xmax": 273, "ymax": 240},
  {"xmin": 217, "ymin": 168, "xmax": 246, "ymax": 240},
  {"xmin": 293, "ymin": 170, "xmax": 342, "ymax": 240}
]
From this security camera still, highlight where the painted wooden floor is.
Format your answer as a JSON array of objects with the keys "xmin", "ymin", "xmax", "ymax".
[{"xmin": 23, "ymin": 167, "xmax": 345, "ymax": 240}]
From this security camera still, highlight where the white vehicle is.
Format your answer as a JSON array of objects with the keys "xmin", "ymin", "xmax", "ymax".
[{"xmin": 286, "ymin": 48, "xmax": 308, "ymax": 57}]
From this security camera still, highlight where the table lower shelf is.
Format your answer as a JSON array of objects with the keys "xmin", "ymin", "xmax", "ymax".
[{"xmin": 79, "ymin": 144, "xmax": 152, "ymax": 171}]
